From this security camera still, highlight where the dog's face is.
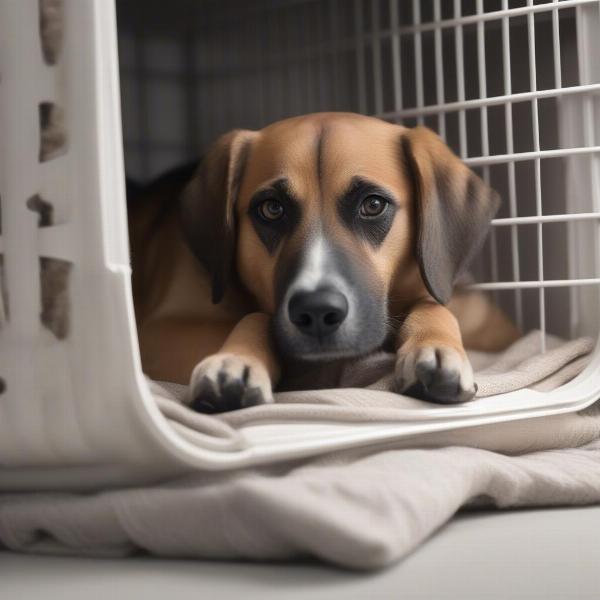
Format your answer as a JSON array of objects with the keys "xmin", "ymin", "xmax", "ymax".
[
  {"xmin": 235, "ymin": 115, "xmax": 416, "ymax": 360},
  {"xmin": 181, "ymin": 113, "xmax": 499, "ymax": 361}
]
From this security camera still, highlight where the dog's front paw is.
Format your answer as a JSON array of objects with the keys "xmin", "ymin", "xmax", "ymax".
[
  {"xmin": 187, "ymin": 353, "xmax": 273, "ymax": 414},
  {"xmin": 395, "ymin": 345, "xmax": 476, "ymax": 404}
]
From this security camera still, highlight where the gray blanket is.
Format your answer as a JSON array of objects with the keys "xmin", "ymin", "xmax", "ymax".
[{"xmin": 1, "ymin": 332, "xmax": 599, "ymax": 570}]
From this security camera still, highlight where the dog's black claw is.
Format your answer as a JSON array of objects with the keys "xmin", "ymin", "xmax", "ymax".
[
  {"xmin": 218, "ymin": 372, "xmax": 247, "ymax": 411},
  {"xmin": 242, "ymin": 386, "xmax": 266, "ymax": 408},
  {"xmin": 415, "ymin": 358, "xmax": 437, "ymax": 389},
  {"xmin": 190, "ymin": 378, "xmax": 220, "ymax": 413},
  {"xmin": 190, "ymin": 370, "xmax": 267, "ymax": 414},
  {"xmin": 405, "ymin": 363, "xmax": 475, "ymax": 405}
]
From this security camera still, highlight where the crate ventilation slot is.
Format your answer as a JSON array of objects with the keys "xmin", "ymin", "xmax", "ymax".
[
  {"xmin": 40, "ymin": 257, "xmax": 71, "ymax": 339},
  {"xmin": 39, "ymin": 102, "xmax": 67, "ymax": 162},
  {"xmin": 27, "ymin": 194, "xmax": 54, "ymax": 227},
  {"xmin": 39, "ymin": 0, "xmax": 63, "ymax": 66}
]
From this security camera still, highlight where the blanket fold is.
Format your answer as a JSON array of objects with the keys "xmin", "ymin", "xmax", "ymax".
[{"xmin": 3, "ymin": 438, "xmax": 600, "ymax": 569}]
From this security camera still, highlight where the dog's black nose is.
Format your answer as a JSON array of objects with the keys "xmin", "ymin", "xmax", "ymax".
[{"xmin": 288, "ymin": 288, "xmax": 349, "ymax": 337}]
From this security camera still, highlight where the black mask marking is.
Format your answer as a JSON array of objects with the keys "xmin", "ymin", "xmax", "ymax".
[
  {"xmin": 337, "ymin": 177, "xmax": 397, "ymax": 247},
  {"xmin": 249, "ymin": 178, "xmax": 301, "ymax": 254}
]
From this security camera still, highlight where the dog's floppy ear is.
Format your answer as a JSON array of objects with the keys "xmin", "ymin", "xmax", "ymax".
[
  {"xmin": 180, "ymin": 129, "xmax": 256, "ymax": 303},
  {"xmin": 402, "ymin": 126, "xmax": 500, "ymax": 304}
]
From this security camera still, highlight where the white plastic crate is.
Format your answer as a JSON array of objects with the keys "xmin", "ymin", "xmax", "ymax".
[{"xmin": 1, "ymin": 0, "xmax": 600, "ymax": 491}]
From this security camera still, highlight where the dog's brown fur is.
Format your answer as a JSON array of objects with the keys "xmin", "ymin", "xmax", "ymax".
[{"xmin": 130, "ymin": 113, "xmax": 519, "ymax": 411}]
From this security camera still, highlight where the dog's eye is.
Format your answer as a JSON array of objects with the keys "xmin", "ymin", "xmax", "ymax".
[
  {"xmin": 258, "ymin": 199, "xmax": 285, "ymax": 221},
  {"xmin": 359, "ymin": 195, "xmax": 387, "ymax": 218}
]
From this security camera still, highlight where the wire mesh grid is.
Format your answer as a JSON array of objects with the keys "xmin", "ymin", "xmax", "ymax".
[{"xmin": 116, "ymin": 0, "xmax": 600, "ymax": 350}]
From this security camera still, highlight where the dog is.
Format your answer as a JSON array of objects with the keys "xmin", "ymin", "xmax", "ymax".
[{"xmin": 129, "ymin": 112, "xmax": 519, "ymax": 412}]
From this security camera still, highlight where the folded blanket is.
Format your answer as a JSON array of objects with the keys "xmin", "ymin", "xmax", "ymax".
[{"xmin": 1, "ymin": 331, "xmax": 599, "ymax": 570}]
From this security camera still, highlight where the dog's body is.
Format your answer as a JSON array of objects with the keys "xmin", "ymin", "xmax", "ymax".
[{"xmin": 130, "ymin": 113, "xmax": 519, "ymax": 412}]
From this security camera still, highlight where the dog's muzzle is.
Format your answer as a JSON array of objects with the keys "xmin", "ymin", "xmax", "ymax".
[{"xmin": 272, "ymin": 236, "xmax": 388, "ymax": 360}]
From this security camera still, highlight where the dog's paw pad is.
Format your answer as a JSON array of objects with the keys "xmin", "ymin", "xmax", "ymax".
[
  {"xmin": 188, "ymin": 354, "xmax": 273, "ymax": 414},
  {"xmin": 396, "ymin": 346, "xmax": 476, "ymax": 405}
]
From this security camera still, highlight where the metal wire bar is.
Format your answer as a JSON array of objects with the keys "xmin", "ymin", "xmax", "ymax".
[
  {"xmin": 470, "ymin": 278, "xmax": 600, "ymax": 290},
  {"xmin": 371, "ymin": 0, "xmax": 383, "ymax": 116},
  {"xmin": 329, "ymin": 0, "xmax": 341, "ymax": 109},
  {"xmin": 577, "ymin": 1, "xmax": 600, "ymax": 340},
  {"xmin": 552, "ymin": 0, "xmax": 563, "ymax": 89},
  {"xmin": 413, "ymin": 0, "xmax": 424, "ymax": 126},
  {"xmin": 477, "ymin": 0, "xmax": 489, "ymax": 163},
  {"xmin": 433, "ymin": 0, "xmax": 446, "ymax": 140},
  {"xmin": 454, "ymin": 0, "xmax": 467, "ymax": 158},
  {"xmin": 527, "ymin": 0, "xmax": 547, "ymax": 352},
  {"xmin": 377, "ymin": 82, "xmax": 600, "ymax": 121},
  {"xmin": 493, "ymin": 212, "xmax": 600, "ymax": 225},
  {"xmin": 390, "ymin": 0, "xmax": 402, "ymax": 115},
  {"xmin": 476, "ymin": 0, "xmax": 498, "ymax": 301},
  {"xmin": 122, "ymin": 139, "xmax": 600, "ymax": 166},
  {"xmin": 354, "ymin": 0, "xmax": 367, "ymax": 114},
  {"xmin": 501, "ymin": 0, "xmax": 524, "ymax": 329},
  {"xmin": 464, "ymin": 144, "xmax": 600, "ymax": 167}
]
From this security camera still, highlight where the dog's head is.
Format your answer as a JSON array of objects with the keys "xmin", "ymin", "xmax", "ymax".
[{"xmin": 181, "ymin": 113, "xmax": 499, "ymax": 361}]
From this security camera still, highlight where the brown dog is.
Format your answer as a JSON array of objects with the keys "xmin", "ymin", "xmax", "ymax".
[{"xmin": 129, "ymin": 112, "xmax": 519, "ymax": 412}]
